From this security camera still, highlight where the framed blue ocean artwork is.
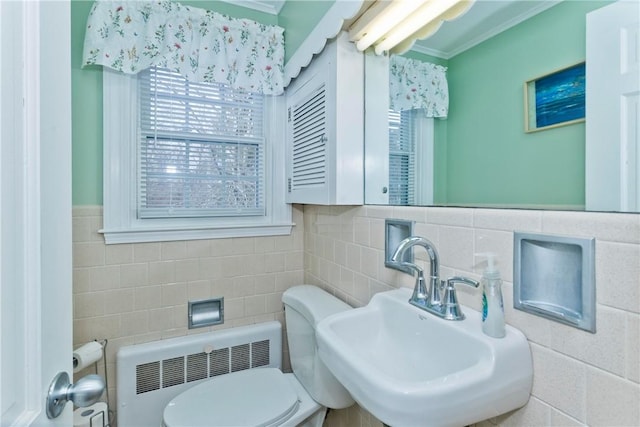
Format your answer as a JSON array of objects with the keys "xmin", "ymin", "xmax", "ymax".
[{"xmin": 524, "ymin": 62, "xmax": 586, "ymax": 133}]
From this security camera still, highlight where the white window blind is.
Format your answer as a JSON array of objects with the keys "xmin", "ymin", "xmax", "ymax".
[
  {"xmin": 388, "ymin": 109, "xmax": 415, "ymax": 205},
  {"xmin": 138, "ymin": 67, "xmax": 265, "ymax": 219}
]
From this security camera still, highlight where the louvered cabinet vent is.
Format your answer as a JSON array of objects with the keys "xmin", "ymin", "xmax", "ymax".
[{"xmin": 285, "ymin": 31, "xmax": 364, "ymax": 205}]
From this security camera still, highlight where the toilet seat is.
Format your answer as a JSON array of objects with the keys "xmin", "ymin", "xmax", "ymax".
[{"xmin": 163, "ymin": 368, "xmax": 300, "ymax": 427}]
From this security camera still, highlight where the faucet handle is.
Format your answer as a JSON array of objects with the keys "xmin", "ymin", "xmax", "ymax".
[
  {"xmin": 409, "ymin": 270, "xmax": 429, "ymax": 302},
  {"xmin": 442, "ymin": 276, "xmax": 480, "ymax": 321}
]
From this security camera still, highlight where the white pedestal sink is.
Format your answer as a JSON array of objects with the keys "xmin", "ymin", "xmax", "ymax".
[{"xmin": 316, "ymin": 288, "xmax": 533, "ymax": 427}]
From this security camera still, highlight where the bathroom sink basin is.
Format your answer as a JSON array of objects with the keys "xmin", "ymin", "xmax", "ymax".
[{"xmin": 316, "ymin": 288, "xmax": 533, "ymax": 427}]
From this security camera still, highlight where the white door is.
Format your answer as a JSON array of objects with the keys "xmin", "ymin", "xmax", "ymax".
[
  {"xmin": 586, "ymin": 0, "xmax": 640, "ymax": 212},
  {"xmin": 1, "ymin": 1, "xmax": 73, "ymax": 426}
]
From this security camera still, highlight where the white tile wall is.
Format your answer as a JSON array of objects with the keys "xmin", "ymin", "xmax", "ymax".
[
  {"xmin": 73, "ymin": 204, "xmax": 639, "ymax": 426},
  {"xmin": 72, "ymin": 205, "xmax": 304, "ymax": 411},
  {"xmin": 305, "ymin": 205, "xmax": 640, "ymax": 427}
]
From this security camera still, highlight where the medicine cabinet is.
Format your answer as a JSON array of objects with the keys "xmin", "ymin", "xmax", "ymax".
[{"xmin": 285, "ymin": 32, "xmax": 364, "ymax": 205}]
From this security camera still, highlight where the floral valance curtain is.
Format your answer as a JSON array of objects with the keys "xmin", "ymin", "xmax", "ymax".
[
  {"xmin": 82, "ymin": 0, "xmax": 285, "ymax": 95},
  {"xmin": 389, "ymin": 55, "xmax": 449, "ymax": 118}
]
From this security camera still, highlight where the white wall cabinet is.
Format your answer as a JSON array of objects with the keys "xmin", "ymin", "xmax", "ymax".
[{"xmin": 285, "ymin": 32, "xmax": 364, "ymax": 205}]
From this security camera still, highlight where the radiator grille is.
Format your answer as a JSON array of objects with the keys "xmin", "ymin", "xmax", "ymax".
[
  {"xmin": 136, "ymin": 361, "xmax": 160, "ymax": 394},
  {"xmin": 135, "ymin": 340, "xmax": 271, "ymax": 394},
  {"xmin": 252, "ymin": 340, "xmax": 269, "ymax": 367},
  {"xmin": 210, "ymin": 347, "xmax": 229, "ymax": 377},
  {"xmin": 162, "ymin": 357, "xmax": 184, "ymax": 388},
  {"xmin": 186, "ymin": 353, "xmax": 208, "ymax": 383},
  {"xmin": 231, "ymin": 344, "xmax": 250, "ymax": 372}
]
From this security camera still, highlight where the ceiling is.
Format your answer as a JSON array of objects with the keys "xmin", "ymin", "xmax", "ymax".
[
  {"xmin": 225, "ymin": 0, "xmax": 562, "ymax": 59},
  {"xmin": 411, "ymin": 0, "xmax": 561, "ymax": 59}
]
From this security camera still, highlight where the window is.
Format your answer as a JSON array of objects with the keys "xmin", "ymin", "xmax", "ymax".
[
  {"xmin": 138, "ymin": 68, "xmax": 265, "ymax": 218},
  {"xmin": 388, "ymin": 109, "xmax": 415, "ymax": 205},
  {"xmin": 388, "ymin": 109, "xmax": 435, "ymax": 206},
  {"xmin": 102, "ymin": 68, "xmax": 291, "ymax": 244}
]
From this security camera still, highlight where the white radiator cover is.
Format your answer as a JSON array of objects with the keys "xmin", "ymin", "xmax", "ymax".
[{"xmin": 116, "ymin": 321, "xmax": 282, "ymax": 427}]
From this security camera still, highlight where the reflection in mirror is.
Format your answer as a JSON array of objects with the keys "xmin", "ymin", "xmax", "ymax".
[
  {"xmin": 387, "ymin": 109, "xmax": 434, "ymax": 206},
  {"xmin": 364, "ymin": 54, "xmax": 443, "ymax": 206},
  {"xmin": 364, "ymin": 0, "xmax": 639, "ymax": 213}
]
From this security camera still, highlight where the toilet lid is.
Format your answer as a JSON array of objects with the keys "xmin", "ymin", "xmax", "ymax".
[{"xmin": 163, "ymin": 368, "xmax": 300, "ymax": 427}]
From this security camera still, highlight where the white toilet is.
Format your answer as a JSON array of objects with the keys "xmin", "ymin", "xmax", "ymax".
[{"xmin": 162, "ymin": 285, "xmax": 355, "ymax": 427}]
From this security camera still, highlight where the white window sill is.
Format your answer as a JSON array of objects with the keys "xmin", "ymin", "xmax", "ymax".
[{"xmin": 100, "ymin": 222, "xmax": 295, "ymax": 244}]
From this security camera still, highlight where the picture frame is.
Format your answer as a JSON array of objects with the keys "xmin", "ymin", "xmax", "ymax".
[{"xmin": 524, "ymin": 62, "xmax": 586, "ymax": 133}]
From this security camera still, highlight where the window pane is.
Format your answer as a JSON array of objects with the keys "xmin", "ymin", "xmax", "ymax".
[
  {"xmin": 388, "ymin": 109, "xmax": 414, "ymax": 206},
  {"xmin": 140, "ymin": 138, "xmax": 263, "ymax": 217},
  {"xmin": 138, "ymin": 68, "xmax": 264, "ymax": 218}
]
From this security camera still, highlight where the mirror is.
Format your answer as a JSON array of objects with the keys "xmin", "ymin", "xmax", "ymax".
[{"xmin": 364, "ymin": 0, "xmax": 639, "ymax": 213}]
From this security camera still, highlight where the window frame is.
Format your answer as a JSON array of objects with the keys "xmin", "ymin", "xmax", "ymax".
[
  {"xmin": 101, "ymin": 68, "xmax": 292, "ymax": 244},
  {"xmin": 387, "ymin": 109, "xmax": 435, "ymax": 206}
]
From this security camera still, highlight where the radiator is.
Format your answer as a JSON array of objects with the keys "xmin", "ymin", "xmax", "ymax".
[{"xmin": 116, "ymin": 321, "xmax": 282, "ymax": 427}]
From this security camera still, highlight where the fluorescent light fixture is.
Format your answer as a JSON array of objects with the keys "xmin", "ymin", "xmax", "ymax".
[
  {"xmin": 374, "ymin": 0, "xmax": 463, "ymax": 55},
  {"xmin": 353, "ymin": 0, "xmax": 429, "ymax": 52},
  {"xmin": 348, "ymin": 0, "xmax": 474, "ymax": 55}
]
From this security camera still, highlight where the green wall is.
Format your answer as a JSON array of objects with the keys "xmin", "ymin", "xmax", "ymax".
[
  {"xmin": 279, "ymin": 0, "xmax": 335, "ymax": 64},
  {"xmin": 444, "ymin": 1, "xmax": 611, "ymax": 208},
  {"xmin": 72, "ymin": 1, "xmax": 102, "ymax": 206},
  {"xmin": 71, "ymin": 0, "xmax": 278, "ymax": 205},
  {"xmin": 73, "ymin": 0, "xmax": 610, "ymax": 207}
]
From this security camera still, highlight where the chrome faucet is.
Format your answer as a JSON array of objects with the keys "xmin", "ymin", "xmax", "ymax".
[
  {"xmin": 391, "ymin": 236, "xmax": 442, "ymax": 313},
  {"xmin": 391, "ymin": 236, "xmax": 479, "ymax": 320}
]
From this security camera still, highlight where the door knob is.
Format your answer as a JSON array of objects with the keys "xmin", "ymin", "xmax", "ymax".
[{"xmin": 46, "ymin": 372, "xmax": 105, "ymax": 419}]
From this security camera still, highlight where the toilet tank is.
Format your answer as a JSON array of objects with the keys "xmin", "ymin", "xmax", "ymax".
[{"xmin": 283, "ymin": 285, "xmax": 355, "ymax": 409}]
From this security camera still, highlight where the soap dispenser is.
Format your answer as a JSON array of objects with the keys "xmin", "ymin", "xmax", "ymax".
[{"xmin": 476, "ymin": 253, "xmax": 506, "ymax": 338}]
